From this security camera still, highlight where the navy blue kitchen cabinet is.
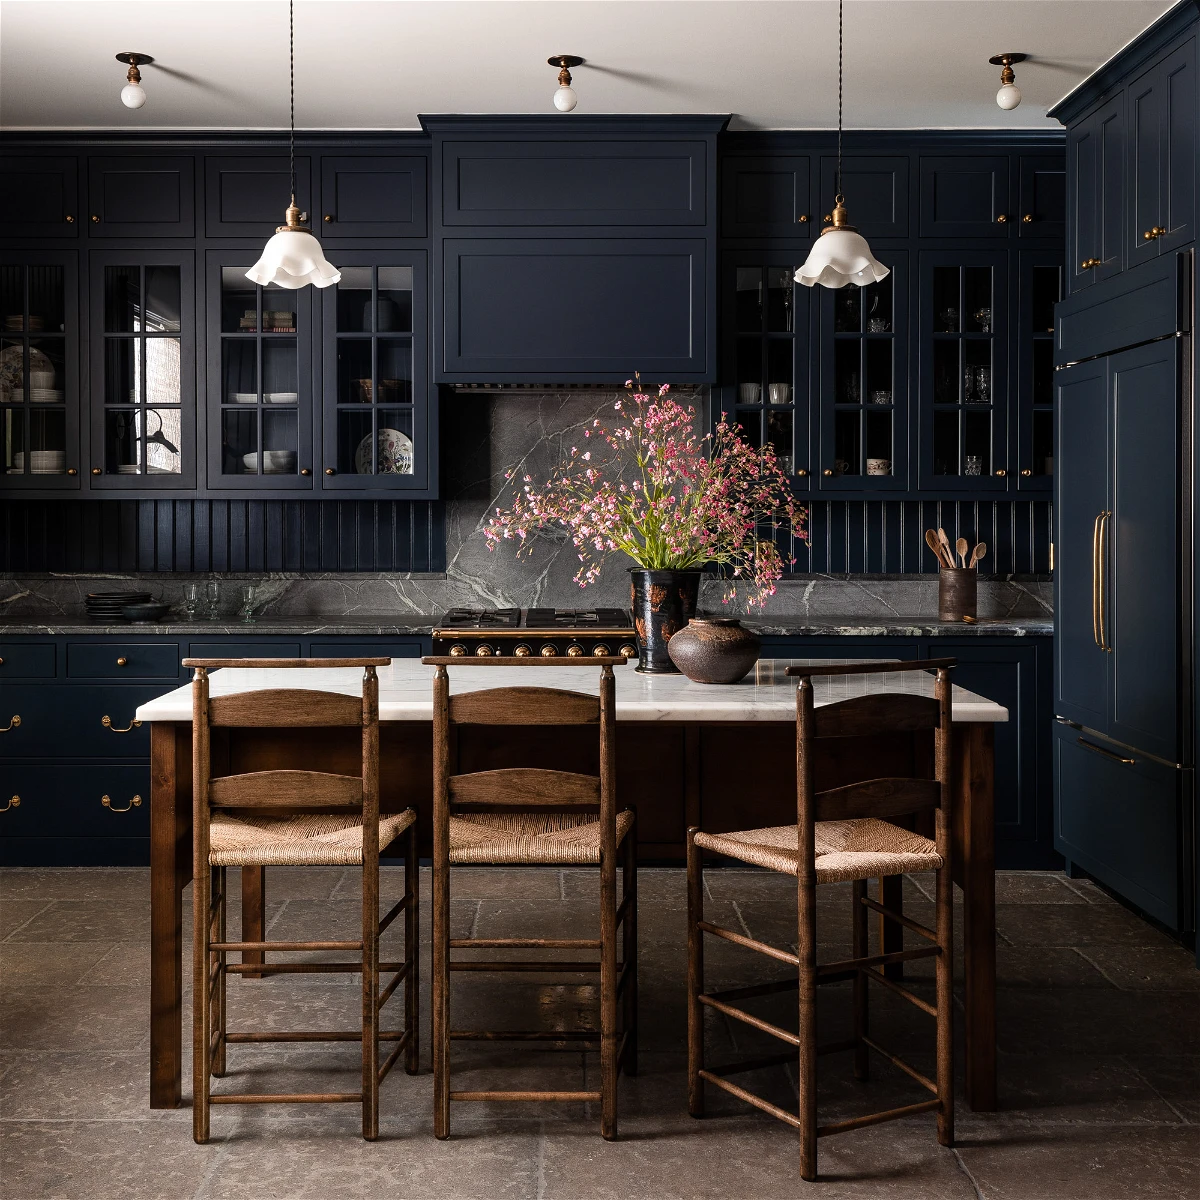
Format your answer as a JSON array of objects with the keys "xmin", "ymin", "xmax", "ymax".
[
  {"xmin": 320, "ymin": 155, "xmax": 428, "ymax": 239},
  {"xmin": 1018, "ymin": 155, "xmax": 1066, "ymax": 241},
  {"xmin": 205, "ymin": 154, "xmax": 314, "ymax": 238},
  {"xmin": 819, "ymin": 155, "xmax": 910, "ymax": 238},
  {"xmin": 1065, "ymin": 97, "xmax": 1124, "ymax": 291},
  {"xmin": 721, "ymin": 155, "xmax": 813, "ymax": 240},
  {"xmin": 87, "ymin": 155, "xmax": 196, "ymax": 238},
  {"xmin": 0, "ymin": 154, "xmax": 79, "ymax": 237},
  {"xmin": 920, "ymin": 156, "xmax": 1011, "ymax": 238},
  {"xmin": 1014, "ymin": 252, "xmax": 1061, "ymax": 492}
]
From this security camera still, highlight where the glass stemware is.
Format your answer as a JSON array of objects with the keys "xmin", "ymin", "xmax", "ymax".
[
  {"xmin": 183, "ymin": 582, "xmax": 199, "ymax": 621},
  {"xmin": 205, "ymin": 580, "xmax": 221, "ymax": 621},
  {"xmin": 239, "ymin": 585, "xmax": 257, "ymax": 624}
]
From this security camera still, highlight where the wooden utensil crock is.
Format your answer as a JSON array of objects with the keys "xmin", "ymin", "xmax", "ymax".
[{"xmin": 938, "ymin": 567, "xmax": 978, "ymax": 621}]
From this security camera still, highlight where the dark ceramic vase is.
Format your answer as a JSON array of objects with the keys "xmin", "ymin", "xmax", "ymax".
[
  {"xmin": 667, "ymin": 618, "xmax": 761, "ymax": 684},
  {"xmin": 629, "ymin": 568, "xmax": 701, "ymax": 673}
]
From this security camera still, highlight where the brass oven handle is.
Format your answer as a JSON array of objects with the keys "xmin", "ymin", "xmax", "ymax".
[
  {"xmin": 102, "ymin": 794, "xmax": 142, "ymax": 813},
  {"xmin": 102, "ymin": 715, "xmax": 142, "ymax": 733},
  {"xmin": 1, "ymin": 795, "xmax": 19, "ymax": 812},
  {"xmin": 1098, "ymin": 510, "xmax": 1111, "ymax": 652},
  {"xmin": 1, "ymin": 715, "xmax": 19, "ymax": 732},
  {"xmin": 1091, "ymin": 511, "xmax": 1103, "ymax": 648},
  {"xmin": 1077, "ymin": 737, "xmax": 1134, "ymax": 766}
]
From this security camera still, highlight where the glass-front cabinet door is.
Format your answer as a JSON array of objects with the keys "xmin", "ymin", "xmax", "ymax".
[
  {"xmin": 817, "ymin": 251, "xmax": 907, "ymax": 490},
  {"xmin": 722, "ymin": 257, "xmax": 811, "ymax": 487},
  {"xmin": 918, "ymin": 250, "xmax": 1009, "ymax": 493},
  {"xmin": 1016, "ymin": 252, "xmax": 1061, "ymax": 492},
  {"xmin": 0, "ymin": 252, "xmax": 80, "ymax": 489},
  {"xmin": 207, "ymin": 254, "xmax": 313, "ymax": 490},
  {"xmin": 320, "ymin": 251, "xmax": 428, "ymax": 491},
  {"xmin": 89, "ymin": 251, "xmax": 195, "ymax": 488}
]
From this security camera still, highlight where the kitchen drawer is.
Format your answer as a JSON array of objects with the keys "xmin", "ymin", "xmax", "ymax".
[
  {"xmin": 67, "ymin": 642, "xmax": 180, "ymax": 679},
  {"xmin": 0, "ymin": 685, "xmax": 171, "ymax": 759},
  {"xmin": 186, "ymin": 642, "xmax": 302, "ymax": 661},
  {"xmin": 308, "ymin": 642, "xmax": 424, "ymax": 659},
  {"xmin": 0, "ymin": 642, "xmax": 56, "ymax": 678},
  {"xmin": 2, "ymin": 763, "xmax": 150, "ymax": 838}
]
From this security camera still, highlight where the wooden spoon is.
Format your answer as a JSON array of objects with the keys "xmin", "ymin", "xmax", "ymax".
[
  {"xmin": 926, "ymin": 529, "xmax": 952, "ymax": 568},
  {"xmin": 956, "ymin": 537, "xmax": 969, "ymax": 568},
  {"xmin": 968, "ymin": 541, "xmax": 987, "ymax": 569},
  {"xmin": 937, "ymin": 527, "xmax": 955, "ymax": 568}
]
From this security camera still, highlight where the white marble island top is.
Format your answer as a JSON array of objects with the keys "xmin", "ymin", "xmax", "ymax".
[{"xmin": 137, "ymin": 659, "xmax": 1007, "ymax": 724}]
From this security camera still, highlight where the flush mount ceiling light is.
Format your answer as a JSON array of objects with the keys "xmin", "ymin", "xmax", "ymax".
[
  {"xmin": 246, "ymin": 0, "xmax": 340, "ymax": 289},
  {"xmin": 795, "ymin": 0, "xmax": 889, "ymax": 289},
  {"xmin": 115, "ymin": 52, "xmax": 152, "ymax": 109},
  {"xmin": 549, "ymin": 55, "xmax": 584, "ymax": 112},
  {"xmin": 990, "ymin": 53, "xmax": 1027, "ymax": 111}
]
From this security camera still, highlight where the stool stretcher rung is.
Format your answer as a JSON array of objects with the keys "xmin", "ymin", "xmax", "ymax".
[
  {"xmin": 450, "ymin": 938, "xmax": 601, "ymax": 950},
  {"xmin": 450, "ymin": 1030, "xmax": 599, "ymax": 1042},
  {"xmin": 225, "ymin": 1030, "xmax": 408, "ymax": 1043},
  {"xmin": 698, "ymin": 993, "xmax": 799, "ymax": 1046},
  {"xmin": 450, "ymin": 1090, "xmax": 601, "ymax": 1103},
  {"xmin": 818, "ymin": 944, "xmax": 939, "ymax": 977},
  {"xmin": 698, "ymin": 1069, "xmax": 801, "ymax": 1129},
  {"xmin": 449, "ymin": 960, "xmax": 608, "ymax": 973},
  {"xmin": 377, "ymin": 961, "xmax": 411, "ymax": 1011},
  {"xmin": 711, "ymin": 1051, "xmax": 797, "ymax": 1076},
  {"xmin": 378, "ymin": 1028, "xmax": 413, "ymax": 1083},
  {"xmin": 862, "ymin": 966, "xmax": 938, "ymax": 1017},
  {"xmin": 378, "ymin": 894, "xmax": 409, "ymax": 936},
  {"xmin": 817, "ymin": 1096, "xmax": 941, "ymax": 1138},
  {"xmin": 698, "ymin": 921, "xmax": 800, "ymax": 966},
  {"xmin": 615, "ymin": 891, "xmax": 632, "ymax": 929},
  {"xmin": 616, "ymin": 960, "xmax": 633, "ymax": 997},
  {"xmin": 210, "ymin": 1092, "xmax": 361, "ymax": 1105},
  {"xmin": 223, "ymin": 960, "xmax": 403, "ymax": 976},
  {"xmin": 859, "ymin": 895, "xmax": 938, "ymax": 943},
  {"xmin": 211, "ymin": 940, "xmax": 362, "ymax": 952},
  {"xmin": 707, "ymin": 978, "xmax": 799, "ymax": 1004},
  {"xmin": 862, "ymin": 1036, "xmax": 938, "ymax": 1093}
]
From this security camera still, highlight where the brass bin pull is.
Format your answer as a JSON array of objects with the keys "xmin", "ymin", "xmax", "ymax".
[
  {"xmin": 1, "ymin": 715, "xmax": 19, "ymax": 733},
  {"xmin": 1091, "ymin": 511, "xmax": 1103, "ymax": 648},
  {"xmin": 0, "ymin": 795, "xmax": 19, "ymax": 812},
  {"xmin": 102, "ymin": 794, "xmax": 143, "ymax": 813},
  {"xmin": 102, "ymin": 715, "xmax": 142, "ymax": 733},
  {"xmin": 1077, "ymin": 737, "xmax": 1134, "ymax": 766},
  {"xmin": 1098, "ymin": 510, "xmax": 1112, "ymax": 652}
]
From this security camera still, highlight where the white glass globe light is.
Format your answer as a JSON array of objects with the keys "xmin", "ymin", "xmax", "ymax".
[
  {"xmin": 996, "ymin": 82, "xmax": 1021, "ymax": 110},
  {"xmin": 795, "ymin": 198, "xmax": 889, "ymax": 289},
  {"xmin": 554, "ymin": 85, "xmax": 578, "ymax": 112},
  {"xmin": 121, "ymin": 82, "xmax": 146, "ymax": 109}
]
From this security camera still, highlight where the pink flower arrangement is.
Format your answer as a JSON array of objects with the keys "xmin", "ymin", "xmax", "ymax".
[{"xmin": 484, "ymin": 377, "xmax": 807, "ymax": 607}]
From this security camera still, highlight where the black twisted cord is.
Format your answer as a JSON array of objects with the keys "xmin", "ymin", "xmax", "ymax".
[
  {"xmin": 289, "ymin": 0, "xmax": 296, "ymax": 206},
  {"xmin": 836, "ymin": 0, "xmax": 843, "ymax": 200}
]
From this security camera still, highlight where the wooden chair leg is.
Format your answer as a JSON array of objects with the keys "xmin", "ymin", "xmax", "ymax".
[
  {"xmin": 240, "ymin": 866, "xmax": 266, "ymax": 979},
  {"xmin": 935, "ymin": 863, "xmax": 955, "ymax": 1147},
  {"xmin": 432, "ymin": 843, "xmax": 450, "ymax": 1138},
  {"xmin": 797, "ymin": 872, "xmax": 818, "ymax": 1182},
  {"xmin": 622, "ymin": 813, "xmax": 638, "ymax": 1077},
  {"xmin": 192, "ymin": 860, "xmax": 211, "ymax": 1144},
  {"xmin": 362, "ymin": 852, "xmax": 380, "ymax": 1141},
  {"xmin": 686, "ymin": 827, "xmax": 705, "ymax": 1118},
  {"xmin": 212, "ymin": 866, "xmax": 227, "ymax": 1078},
  {"xmin": 852, "ymin": 878, "xmax": 868, "ymax": 1082},
  {"xmin": 404, "ymin": 821, "xmax": 420, "ymax": 1075},
  {"xmin": 600, "ymin": 844, "xmax": 619, "ymax": 1140}
]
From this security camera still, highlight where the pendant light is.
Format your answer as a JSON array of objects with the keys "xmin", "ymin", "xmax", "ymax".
[
  {"xmin": 795, "ymin": 0, "xmax": 889, "ymax": 289},
  {"xmin": 246, "ymin": 0, "xmax": 340, "ymax": 290}
]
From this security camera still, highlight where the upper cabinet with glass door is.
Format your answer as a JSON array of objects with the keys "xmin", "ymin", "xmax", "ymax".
[
  {"xmin": 1016, "ymin": 254, "xmax": 1060, "ymax": 492},
  {"xmin": 0, "ymin": 253, "xmax": 80, "ymax": 489},
  {"xmin": 88, "ymin": 251, "xmax": 194, "ymax": 489},
  {"xmin": 320, "ymin": 251, "xmax": 429, "ymax": 492},
  {"xmin": 207, "ymin": 255, "xmax": 312, "ymax": 490}
]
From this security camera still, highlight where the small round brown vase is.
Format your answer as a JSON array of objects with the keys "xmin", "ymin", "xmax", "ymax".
[{"xmin": 667, "ymin": 618, "xmax": 761, "ymax": 684}]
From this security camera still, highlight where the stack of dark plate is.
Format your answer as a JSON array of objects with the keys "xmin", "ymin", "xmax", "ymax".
[{"xmin": 85, "ymin": 591, "xmax": 151, "ymax": 622}]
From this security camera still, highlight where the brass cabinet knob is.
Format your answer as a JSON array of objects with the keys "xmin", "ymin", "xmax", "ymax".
[
  {"xmin": 67, "ymin": 468, "xmax": 77, "ymax": 476},
  {"xmin": 300, "ymin": 468, "xmax": 311, "ymax": 476},
  {"xmin": 325, "ymin": 467, "xmax": 335, "ymax": 475},
  {"xmin": 797, "ymin": 214, "xmax": 809, "ymax": 223},
  {"xmin": 996, "ymin": 214, "xmax": 1008, "ymax": 223},
  {"xmin": 474, "ymin": 644, "xmax": 494, "ymax": 657},
  {"xmin": 116, "ymin": 657, "xmax": 128, "ymax": 666},
  {"xmin": 0, "ymin": 657, "xmax": 4, "ymax": 665},
  {"xmin": 618, "ymin": 643, "xmax": 638, "ymax": 659},
  {"xmin": 823, "ymin": 214, "xmax": 832, "ymax": 223},
  {"xmin": 324, "ymin": 214, "xmax": 334, "ymax": 223},
  {"xmin": 540, "ymin": 644, "xmax": 559, "ymax": 658},
  {"xmin": 513, "ymin": 643, "xmax": 532, "ymax": 657},
  {"xmin": 65, "ymin": 215, "xmax": 75, "ymax": 223},
  {"xmin": 592, "ymin": 643, "xmax": 611, "ymax": 656},
  {"xmin": 1021, "ymin": 468, "xmax": 1033, "ymax": 477},
  {"xmin": 102, "ymin": 793, "xmax": 142, "ymax": 812},
  {"xmin": 1, "ymin": 715, "xmax": 20, "ymax": 733},
  {"xmin": 102, "ymin": 715, "xmax": 142, "ymax": 733},
  {"xmin": 0, "ymin": 795, "xmax": 19, "ymax": 812},
  {"xmin": 91, "ymin": 215, "xmax": 101, "ymax": 223},
  {"xmin": 91, "ymin": 467, "xmax": 102, "ymax": 475},
  {"xmin": 796, "ymin": 468, "xmax": 809, "ymax": 477},
  {"xmin": 995, "ymin": 468, "xmax": 1007, "ymax": 477},
  {"xmin": 1081, "ymin": 258, "xmax": 1101, "ymax": 269},
  {"xmin": 1022, "ymin": 214, "xmax": 1033, "ymax": 223},
  {"xmin": 823, "ymin": 468, "xmax": 834, "ymax": 477},
  {"xmin": 449, "ymin": 644, "xmax": 467, "ymax": 657}
]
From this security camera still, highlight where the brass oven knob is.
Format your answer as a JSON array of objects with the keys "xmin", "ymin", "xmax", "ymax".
[
  {"xmin": 566, "ymin": 643, "xmax": 584, "ymax": 657},
  {"xmin": 619, "ymin": 644, "xmax": 638, "ymax": 659},
  {"xmin": 449, "ymin": 644, "xmax": 467, "ymax": 657},
  {"xmin": 513, "ymin": 643, "xmax": 532, "ymax": 657},
  {"xmin": 592, "ymin": 643, "xmax": 611, "ymax": 657},
  {"xmin": 540, "ymin": 644, "xmax": 559, "ymax": 658},
  {"xmin": 474, "ymin": 644, "xmax": 493, "ymax": 657}
]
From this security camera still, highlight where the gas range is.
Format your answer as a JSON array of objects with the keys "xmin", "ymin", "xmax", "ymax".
[{"xmin": 433, "ymin": 608, "xmax": 637, "ymax": 660}]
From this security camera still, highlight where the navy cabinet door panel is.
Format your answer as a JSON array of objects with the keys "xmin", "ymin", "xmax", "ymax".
[
  {"xmin": 441, "ymin": 140, "xmax": 706, "ymax": 227},
  {"xmin": 442, "ymin": 238, "xmax": 707, "ymax": 379},
  {"xmin": 87, "ymin": 156, "xmax": 195, "ymax": 237},
  {"xmin": 721, "ymin": 156, "xmax": 812, "ymax": 239},
  {"xmin": 819, "ymin": 156, "xmax": 909, "ymax": 238},
  {"xmin": 0, "ymin": 684, "xmax": 166, "ymax": 758},
  {"xmin": 1054, "ymin": 724, "xmax": 1182, "ymax": 929},
  {"xmin": 186, "ymin": 641, "xmax": 302, "ymax": 660},
  {"xmin": 1108, "ymin": 339, "xmax": 1180, "ymax": 762},
  {"xmin": 320, "ymin": 155, "xmax": 427, "ymax": 238},
  {"xmin": 0, "ymin": 642, "xmax": 56, "ymax": 678},
  {"xmin": 0, "ymin": 155, "xmax": 79, "ymax": 237},
  {"xmin": 1068, "ymin": 97, "xmax": 1124, "ymax": 289},
  {"xmin": 205, "ymin": 155, "xmax": 313, "ymax": 237},
  {"xmin": 3, "ymin": 763, "xmax": 150, "ymax": 839},
  {"xmin": 67, "ymin": 641, "xmax": 180, "ymax": 679},
  {"xmin": 1128, "ymin": 60, "xmax": 1165, "ymax": 270},
  {"xmin": 1054, "ymin": 358, "xmax": 1110, "ymax": 731},
  {"xmin": 1158, "ymin": 39, "xmax": 1197, "ymax": 255},
  {"xmin": 1018, "ymin": 155, "xmax": 1066, "ymax": 239},
  {"xmin": 308, "ymin": 641, "xmax": 424, "ymax": 658},
  {"xmin": 920, "ymin": 156, "xmax": 1010, "ymax": 238}
]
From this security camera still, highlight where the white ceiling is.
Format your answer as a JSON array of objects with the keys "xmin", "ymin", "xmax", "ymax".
[{"xmin": 0, "ymin": 0, "xmax": 1173, "ymax": 132}]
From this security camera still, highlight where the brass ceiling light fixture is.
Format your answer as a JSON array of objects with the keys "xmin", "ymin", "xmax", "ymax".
[
  {"xmin": 246, "ymin": 0, "xmax": 340, "ymax": 289},
  {"xmin": 549, "ymin": 55, "xmax": 584, "ymax": 112},
  {"xmin": 116, "ymin": 52, "xmax": 152, "ymax": 109},
  {"xmin": 991, "ymin": 53, "xmax": 1027, "ymax": 110},
  {"xmin": 795, "ymin": 0, "xmax": 889, "ymax": 289}
]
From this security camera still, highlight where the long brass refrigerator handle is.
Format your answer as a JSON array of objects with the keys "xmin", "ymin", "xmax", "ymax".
[
  {"xmin": 1092, "ymin": 512, "xmax": 1104, "ymax": 648},
  {"xmin": 1098, "ymin": 510, "xmax": 1112, "ymax": 652}
]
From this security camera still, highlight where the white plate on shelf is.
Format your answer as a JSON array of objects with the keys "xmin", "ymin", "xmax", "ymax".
[
  {"xmin": 229, "ymin": 393, "xmax": 259, "ymax": 404},
  {"xmin": 264, "ymin": 392, "xmax": 298, "ymax": 404},
  {"xmin": 30, "ymin": 388, "xmax": 64, "ymax": 404},
  {"xmin": 354, "ymin": 428, "xmax": 413, "ymax": 475}
]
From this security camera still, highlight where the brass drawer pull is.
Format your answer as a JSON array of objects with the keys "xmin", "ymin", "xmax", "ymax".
[
  {"xmin": 1, "ymin": 795, "xmax": 19, "ymax": 812},
  {"xmin": 102, "ymin": 715, "xmax": 142, "ymax": 733},
  {"xmin": 102, "ymin": 794, "xmax": 142, "ymax": 812},
  {"xmin": 1, "ymin": 715, "xmax": 19, "ymax": 732},
  {"xmin": 1077, "ymin": 737, "xmax": 1134, "ymax": 766}
]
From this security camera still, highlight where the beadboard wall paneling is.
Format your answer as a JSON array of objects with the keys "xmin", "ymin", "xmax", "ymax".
[{"xmin": 0, "ymin": 500, "xmax": 446, "ymax": 574}]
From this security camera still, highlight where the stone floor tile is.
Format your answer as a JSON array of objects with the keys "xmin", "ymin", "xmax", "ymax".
[
  {"xmin": 0, "ymin": 1049, "xmax": 172, "ymax": 1121},
  {"xmin": 0, "ymin": 898, "xmax": 52, "ymax": 940},
  {"xmin": 0, "ymin": 867, "xmax": 149, "ymax": 903},
  {"xmin": 1121, "ymin": 1054, "xmax": 1200, "ymax": 1122},
  {"xmin": 234, "ymin": 865, "xmax": 350, "ymax": 902},
  {"xmin": 6, "ymin": 900, "xmax": 152, "ymax": 943},
  {"xmin": 0, "ymin": 986, "xmax": 148, "ymax": 1052},
  {"xmin": 995, "ymin": 902, "xmax": 1178, "ymax": 949},
  {"xmin": 0, "ymin": 941, "xmax": 116, "ymax": 988},
  {"xmin": 562, "ymin": 867, "xmax": 686, "ymax": 903},
  {"xmin": 451, "ymin": 867, "xmax": 566, "ymax": 899},
  {"xmin": 992, "ymin": 873, "xmax": 1093, "ymax": 905},
  {"xmin": 1074, "ymin": 945, "xmax": 1200, "ymax": 991}
]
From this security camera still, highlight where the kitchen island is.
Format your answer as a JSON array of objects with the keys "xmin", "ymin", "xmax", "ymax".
[{"xmin": 138, "ymin": 658, "xmax": 1006, "ymax": 1114}]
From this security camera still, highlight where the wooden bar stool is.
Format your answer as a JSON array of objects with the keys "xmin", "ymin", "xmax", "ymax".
[
  {"xmin": 423, "ymin": 656, "xmax": 637, "ymax": 1140},
  {"xmin": 686, "ymin": 659, "xmax": 956, "ymax": 1181},
  {"xmin": 186, "ymin": 657, "xmax": 419, "ymax": 1144}
]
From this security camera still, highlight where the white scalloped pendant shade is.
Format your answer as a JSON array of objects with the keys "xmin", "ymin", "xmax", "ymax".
[
  {"xmin": 246, "ymin": 229, "xmax": 341, "ymax": 290},
  {"xmin": 794, "ymin": 229, "xmax": 890, "ymax": 289}
]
